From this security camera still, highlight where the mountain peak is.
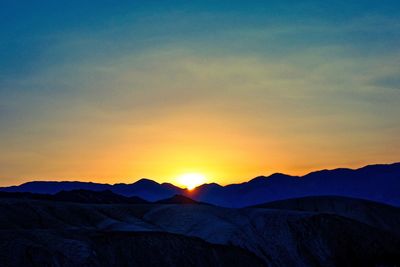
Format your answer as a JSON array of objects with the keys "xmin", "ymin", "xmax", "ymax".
[
  {"xmin": 196, "ymin": 182, "xmax": 222, "ymax": 190},
  {"xmin": 267, "ymin": 173, "xmax": 297, "ymax": 180},
  {"xmin": 249, "ymin": 173, "xmax": 294, "ymax": 183},
  {"xmin": 133, "ymin": 178, "xmax": 160, "ymax": 186}
]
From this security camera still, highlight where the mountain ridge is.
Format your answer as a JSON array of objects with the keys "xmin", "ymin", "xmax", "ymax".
[{"xmin": 1, "ymin": 162, "xmax": 399, "ymax": 207}]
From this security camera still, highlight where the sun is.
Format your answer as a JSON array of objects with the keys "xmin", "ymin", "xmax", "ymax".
[{"xmin": 177, "ymin": 173, "xmax": 205, "ymax": 190}]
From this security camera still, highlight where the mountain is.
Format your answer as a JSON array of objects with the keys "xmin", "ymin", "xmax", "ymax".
[
  {"xmin": 0, "ymin": 181, "xmax": 111, "ymax": 194},
  {"xmin": 54, "ymin": 190, "xmax": 149, "ymax": 204},
  {"xmin": 1, "ymin": 179, "xmax": 183, "ymax": 202},
  {"xmin": 0, "ymin": 189, "xmax": 149, "ymax": 204},
  {"xmin": 112, "ymin": 179, "xmax": 183, "ymax": 201},
  {"xmin": 190, "ymin": 162, "xmax": 400, "ymax": 207},
  {"xmin": 0, "ymin": 196, "xmax": 399, "ymax": 266},
  {"xmin": 0, "ymin": 190, "xmax": 203, "ymax": 206},
  {"xmin": 1, "ymin": 162, "xmax": 399, "ymax": 207},
  {"xmin": 156, "ymin": 194, "xmax": 203, "ymax": 205}
]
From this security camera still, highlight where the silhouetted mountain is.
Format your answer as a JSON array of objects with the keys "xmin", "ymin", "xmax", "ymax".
[
  {"xmin": 156, "ymin": 194, "xmax": 202, "ymax": 204},
  {"xmin": 0, "ymin": 189, "xmax": 148, "ymax": 204},
  {"xmin": 190, "ymin": 162, "xmax": 400, "ymax": 207},
  {"xmin": 0, "ymin": 191, "xmax": 54, "ymax": 201},
  {"xmin": 112, "ymin": 179, "xmax": 183, "ymax": 201},
  {"xmin": 1, "ymin": 162, "xmax": 399, "ymax": 207},
  {"xmin": 0, "ymin": 179, "xmax": 183, "ymax": 202},
  {"xmin": 1, "ymin": 181, "xmax": 111, "ymax": 194},
  {"xmin": 54, "ymin": 190, "xmax": 148, "ymax": 204},
  {"xmin": 0, "ymin": 190, "xmax": 204, "ymax": 206}
]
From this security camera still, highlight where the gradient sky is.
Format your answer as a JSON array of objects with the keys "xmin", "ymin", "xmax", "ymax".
[{"xmin": 1, "ymin": 1, "xmax": 399, "ymax": 187}]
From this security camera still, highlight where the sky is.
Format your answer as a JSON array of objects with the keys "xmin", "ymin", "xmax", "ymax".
[{"xmin": 0, "ymin": 0, "xmax": 399, "ymax": 187}]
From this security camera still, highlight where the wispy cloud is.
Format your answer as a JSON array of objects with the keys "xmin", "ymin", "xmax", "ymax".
[{"xmin": 0, "ymin": 0, "xmax": 399, "ymax": 184}]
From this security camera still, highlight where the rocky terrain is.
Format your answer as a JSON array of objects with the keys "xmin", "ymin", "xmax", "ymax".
[
  {"xmin": 0, "ymin": 229, "xmax": 263, "ymax": 267},
  {"xmin": 0, "ymin": 195, "xmax": 399, "ymax": 266}
]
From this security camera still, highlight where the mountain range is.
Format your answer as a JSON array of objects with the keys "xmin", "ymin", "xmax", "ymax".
[
  {"xmin": 1, "ymin": 162, "xmax": 400, "ymax": 266},
  {"xmin": 1, "ymin": 162, "xmax": 399, "ymax": 207}
]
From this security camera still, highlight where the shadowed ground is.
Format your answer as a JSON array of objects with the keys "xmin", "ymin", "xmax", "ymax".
[{"xmin": 0, "ymin": 196, "xmax": 400, "ymax": 266}]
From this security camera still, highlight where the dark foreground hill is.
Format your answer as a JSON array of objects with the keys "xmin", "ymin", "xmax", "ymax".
[
  {"xmin": 0, "ymin": 189, "xmax": 149, "ymax": 204},
  {"xmin": 1, "ymin": 162, "xmax": 399, "ymax": 207},
  {"xmin": 251, "ymin": 195, "xmax": 400, "ymax": 235},
  {"xmin": 0, "ymin": 195, "xmax": 399, "ymax": 267},
  {"xmin": 0, "ymin": 230, "xmax": 263, "ymax": 267},
  {"xmin": 156, "ymin": 194, "xmax": 209, "ymax": 205}
]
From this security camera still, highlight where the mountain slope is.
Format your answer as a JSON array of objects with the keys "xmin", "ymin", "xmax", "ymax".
[
  {"xmin": 143, "ymin": 204, "xmax": 400, "ymax": 266},
  {"xmin": 156, "ymin": 194, "xmax": 202, "ymax": 204},
  {"xmin": 251, "ymin": 195, "xmax": 400, "ymax": 235}
]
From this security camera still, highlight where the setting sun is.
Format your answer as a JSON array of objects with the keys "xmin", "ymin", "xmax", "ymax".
[{"xmin": 177, "ymin": 173, "xmax": 206, "ymax": 190}]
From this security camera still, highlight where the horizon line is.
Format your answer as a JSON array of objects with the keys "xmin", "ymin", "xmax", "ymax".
[{"xmin": 1, "ymin": 161, "xmax": 398, "ymax": 189}]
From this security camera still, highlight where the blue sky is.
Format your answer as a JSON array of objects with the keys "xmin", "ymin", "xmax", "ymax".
[{"xmin": 0, "ymin": 1, "xmax": 399, "ymax": 185}]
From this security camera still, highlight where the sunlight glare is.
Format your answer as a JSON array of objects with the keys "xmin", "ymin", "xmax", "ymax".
[{"xmin": 178, "ymin": 173, "xmax": 205, "ymax": 190}]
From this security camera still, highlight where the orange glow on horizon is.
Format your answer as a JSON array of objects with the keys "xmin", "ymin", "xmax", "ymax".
[
  {"xmin": 0, "ymin": 104, "xmax": 398, "ymax": 187},
  {"xmin": 177, "ymin": 173, "xmax": 206, "ymax": 190}
]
